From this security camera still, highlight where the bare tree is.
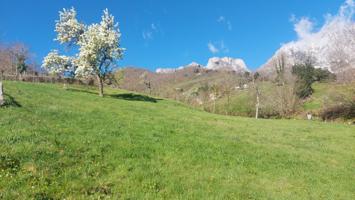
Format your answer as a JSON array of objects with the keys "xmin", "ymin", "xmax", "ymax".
[
  {"xmin": 274, "ymin": 53, "xmax": 287, "ymax": 86},
  {"xmin": 0, "ymin": 42, "xmax": 30, "ymax": 78},
  {"xmin": 10, "ymin": 43, "xmax": 29, "ymax": 79},
  {"xmin": 0, "ymin": 43, "xmax": 13, "ymax": 76},
  {"xmin": 140, "ymin": 71, "xmax": 152, "ymax": 95},
  {"xmin": 220, "ymin": 71, "xmax": 237, "ymax": 115},
  {"xmin": 196, "ymin": 84, "xmax": 210, "ymax": 111},
  {"xmin": 210, "ymin": 84, "xmax": 222, "ymax": 113}
]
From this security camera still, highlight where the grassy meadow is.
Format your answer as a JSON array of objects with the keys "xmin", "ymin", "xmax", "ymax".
[{"xmin": 0, "ymin": 81, "xmax": 354, "ymax": 199}]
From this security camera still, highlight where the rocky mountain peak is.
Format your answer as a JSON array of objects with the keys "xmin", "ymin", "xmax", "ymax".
[{"xmin": 206, "ymin": 57, "xmax": 249, "ymax": 72}]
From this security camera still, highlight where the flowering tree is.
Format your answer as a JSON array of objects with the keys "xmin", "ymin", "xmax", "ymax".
[
  {"xmin": 43, "ymin": 50, "xmax": 72, "ymax": 75},
  {"xmin": 42, "ymin": 8, "xmax": 124, "ymax": 96}
]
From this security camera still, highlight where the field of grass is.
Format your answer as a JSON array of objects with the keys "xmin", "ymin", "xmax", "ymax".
[{"xmin": 0, "ymin": 81, "xmax": 354, "ymax": 199}]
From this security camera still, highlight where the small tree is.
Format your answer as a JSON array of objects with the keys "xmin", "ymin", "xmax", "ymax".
[
  {"xmin": 16, "ymin": 54, "xmax": 28, "ymax": 80},
  {"xmin": 42, "ymin": 8, "xmax": 124, "ymax": 96},
  {"xmin": 11, "ymin": 43, "xmax": 29, "ymax": 79},
  {"xmin": 210, "ymin": 84, "xmax": 222, "ymax": 113},
  {"xmin": 140, "ymin": 72, "xmax": 152, "ymax": 95},
  {"xmin": 0, "ymin": 42, "xmax": 29, "ymax": 77},
  {"xmin": 220, "ymin": 72, "xmax": 237, "ymax": 115},
  {"xmin": 196, "ymin": 84, "xmax": 210, "ymax": 111},
  {"xmin": 253, "ymin": 72, "xmax": 260, "ymax": 119},
  {"xmin": 0, "ymin": 43, "xmax": 11, "ymax": 79}
]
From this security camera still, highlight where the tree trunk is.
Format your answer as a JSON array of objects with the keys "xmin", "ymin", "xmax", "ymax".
[
  {"xmin": 0, "ymin": 81, "xmax": 5, "ymax": 106},
  {"xmin": 255, "ymin": 85, "xmax": 260, "ymax": 119},
  {"xmin": 97, "ymin": 75, "xmax": 104, "ymax": 97}
]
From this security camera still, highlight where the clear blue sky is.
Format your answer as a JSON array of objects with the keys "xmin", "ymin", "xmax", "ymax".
[{"xmin": 0, "ymin": 0, "xmax": 344, "ymax": 71}]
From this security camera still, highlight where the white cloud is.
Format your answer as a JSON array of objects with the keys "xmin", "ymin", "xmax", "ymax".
[
  {"xmin": 208, "ymin": 42, "xmax": 219, "ymax": 54},
  {"xmin": 340, "ymin": 0, "xmax": 354, "ymax": 19},
  {"xmin": 142, "ymin": 31, "xmax": 153, "ymax": 40},
  {"xmin": 217, "ymin": 16, "xmax": 232, "ymax": 31},
  {"xmin": 142, "ymin": 23, "xmax": 160, "ymax": 41},
  {"xmin": 219, "ymin": 40, "xmax": 229, "ymax": 53},
  {"xmin": 272, "ymin": 0, "xmax": 355, "ymax": 72},
  {"xmin": 289, "ymin": 14, "xmax": 297, "ymax": 23},
  {"xmin": 293, "ymin": 17, "xmax": 315, "ymax": 39},
  {"xmin": 289, "ymin": 0, "xmax": 354, "ymax": 41},
  {"xmin": 290, "ymin": 0, "xmax": 354, "ymax": 41},
  {"xmin": 208, "ymin": 41, "xmax": 229, "ymax": 54}
]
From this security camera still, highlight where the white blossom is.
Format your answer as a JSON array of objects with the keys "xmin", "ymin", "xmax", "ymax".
[
  {"xmin": 73, "ymin": 9, "xmax": 124, "ymax": 77},
  {"xmin": 42, "ymin": 50, "xmax": 72, "ymax": 74},
  {"xmin": 55, "ymin": 7, "xmax": 85, "ymax": 45},
  {"xmin": 43, "ymin": 7, "xmax": 124, "ymax": 96}
]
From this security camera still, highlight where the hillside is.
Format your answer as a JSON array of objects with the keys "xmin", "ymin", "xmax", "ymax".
[
  {"xmin": 303, "ymin": 82, "xmax": 355, "ymax": 111},
  {"xmin": 0, "ymin": 82, "xmax": 355, "ymax": 199},
  {"xmin": 117, "ymin": 65, "xmax": 241, "ymax": 96},
  {"xmin": 117, "ymin": 66, "xmax": 354, "ymax": 119}
]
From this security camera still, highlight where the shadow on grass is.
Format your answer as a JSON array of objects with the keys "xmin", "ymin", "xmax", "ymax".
[
  {"xmin": 67, "ymin": 88, "xmax": 161, "ymax": 103},
  {"xmin": 1, "ymin": 94, "xmax": 22, "ymax": 108},
  {"xmin": 110, "ymin": 93, "xmax": 162, "ymax": 103},
  {"xmin": 66, "ymin": 88, "xmax": 98, "ymax": 95}
]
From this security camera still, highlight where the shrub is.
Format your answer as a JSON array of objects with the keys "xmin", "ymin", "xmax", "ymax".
[
  {"xmin": 320, "ymin": 89, "xmax": 355, "ymax": 120},
  {"xmin": 295, "ymin": 80, "xmax": 313, "ymax": 99},
  {"xmin": 320, "ymin": 102, "xmax": 355, "ymax": 120}
]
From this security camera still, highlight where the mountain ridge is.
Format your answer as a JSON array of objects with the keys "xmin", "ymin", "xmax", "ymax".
[{"xmin": 155, "ymin": 57, "xmax": 250, "ymax": 74}]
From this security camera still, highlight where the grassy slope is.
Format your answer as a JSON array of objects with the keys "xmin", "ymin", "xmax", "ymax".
[
  {"xmin": 303, "ymin": 82, "xmax": 355, "ymax": 111},
  {"xmin": 0, "ymin": 81, "xmax": 354, "ymax": 199}
]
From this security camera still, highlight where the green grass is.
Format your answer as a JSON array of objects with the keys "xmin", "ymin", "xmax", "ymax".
[
  {"xmin": 0, "ymin": 81, "xmax": 354, "ymax": 199},
  {"xmin": 215, "ymin": 90, "xmax": 253, "ymax": 116},
  {"xmin": 303, "ymin": 82, "xmax": 355, "ymax": 111}
]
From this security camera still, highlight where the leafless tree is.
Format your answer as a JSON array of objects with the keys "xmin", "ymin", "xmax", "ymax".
[
  {"xmin": 220, "ymin": 72, "xmax": 237, "ymax": 115},
  {"xmin": 140, "ymin": 71, "xmax": 152, "ymax": 95},
  {"xmin": 274, "ymin": 53, "xmax": 287, "ymax": 86},
  {"xmin": 210, "ymin": 84, "xmax": 223, "ymax": 113},
  {"xmin": 10, "ymin": 43, "xmax": 29, "ymax": 78},
  {"xmin": 0, "ymin": 42, "xmax": 30, "ymax": 79},
  {"xmin": 0, "ymin": 43, "xmax": 13, "ymax": 76}
]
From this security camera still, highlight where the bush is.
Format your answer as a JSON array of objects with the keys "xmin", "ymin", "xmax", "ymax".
[
  {"xmin": 313, "ymin": 68, "xmax": 335, "ymax": 82},
  {"xmin": 295, "ymin": 80, "xmax": 313, "ymax": 99},
  {"xmin": 249, "ymin": 81, "xmax": 299, "ymax": 119},
  {"xmin": 320, "ymin": 102, "xmax": 355, "ymax": 120}
]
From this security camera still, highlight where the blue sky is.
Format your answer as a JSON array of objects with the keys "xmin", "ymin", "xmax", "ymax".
[{"xmin": 0, "ymin": 0, "xmax": 345, "ymax": 71}]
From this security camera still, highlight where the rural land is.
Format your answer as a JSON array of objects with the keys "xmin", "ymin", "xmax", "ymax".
[{"xmin": 0, "ymin": 0, "xmax": 354, "ymax": 199}]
